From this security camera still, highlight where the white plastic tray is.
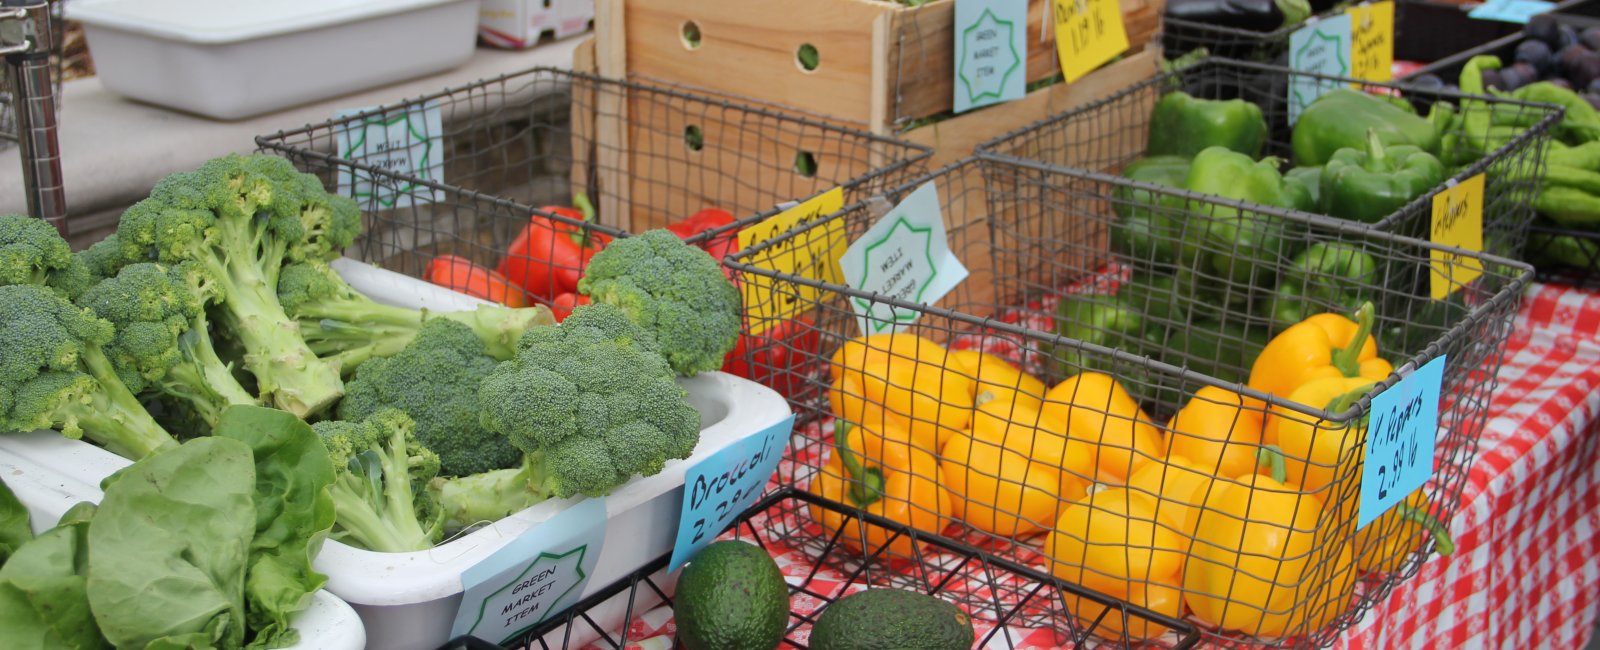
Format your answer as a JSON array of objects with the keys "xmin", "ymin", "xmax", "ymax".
[
  {"xmin": 3, "ymin": 259, "xmax": 793, "ymax": 650},
  {"xmin": 0, "ymin": 435, "xmax": 368, "ymax": 650},
  {"xmin": 66, "ymin": 0, "xmax": 482, "ymax": 120}
]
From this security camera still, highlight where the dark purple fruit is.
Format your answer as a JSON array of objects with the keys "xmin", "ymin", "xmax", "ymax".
[
  {"xmin": 1559, "ymin": 44, "xmax": 1591, "ymax": 78},
  {"xmin": 1586, "ymin": 92, "xmax": 1600, "ymax": 110},
  {"xmin": 1561, "ymin": 24, "xmax": 1582, "ymax": 50},
  {"xmin": 1516, "ymin": 39, "xmax": 1554, "ymax": 75},
  {"xmin": 1582, "ymin": 27, "xmax": 1600, "ymax": 53},
  {"xmin": 1481, "ymin": 68, "xmax": 1505, "ymax": 90},
  {"xmin": 1587, "ymin": 78, "xmax": 1600, "ymax": 95},
  {"xmin": 1551, "ymin": 77, "xmax": 1574, "ymax": 90},
  {"xmin": 1499, "ymin": 65, "xmax": 1532, "ymax": 91},
  {"xmin": 1528, "ymin": 15, "xmax": 1561, "ymax": 48},
  {"xmin": 1575, "ymin": 53, "xmax": 1600, "ymax": 90}
]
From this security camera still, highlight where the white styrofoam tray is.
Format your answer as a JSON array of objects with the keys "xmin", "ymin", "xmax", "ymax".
[
  {"xmin": 0, "ymin": 435, "xmax": 367, "ymax": 650},
  {"xmin": 66, "ymin": 0, "xmax": 482, "ymax": 120},
  {"xmin": 1, "ymin": 258, "xmax": 793, "ymax": 650}
]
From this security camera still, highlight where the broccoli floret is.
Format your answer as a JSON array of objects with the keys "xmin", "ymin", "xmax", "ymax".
[
  {"xmin": 115, "ymin": 154, "xmax": 356, "ymax": 417},
  {"xmin": 339, "ymin": 318, "xmax": 522, "ymax": 477},
  {"xmin": 0, "ymin": 214, "xmax": 70, "ymax": 288},
  {"xmin": 577, "ymin": 229, "xmax": 741, "ymax": 376},
  {"xmin": 47, "ymin": 234, "xmax": 128, "ymax": 301},
  {"xmin": 0, "ymin": 284, "xmax": 178, "ymax": 459},
  {"xmin": 312, "ymin": 408, "xmax": 443, "ymax": 553},
  {"xmin": 278, "ymin": 259, "xmax": 555, "ymax": 372},
  {"xmin": 428, "ymin": 455, "xmax": 550, "ymax": 531},
  {"xmin": 479, "ymin": 303, "xmax": 701, "ymax": 499},
  {"xmin": 76, "ymin": 262, "xmax": 257, "ymax": 432}
]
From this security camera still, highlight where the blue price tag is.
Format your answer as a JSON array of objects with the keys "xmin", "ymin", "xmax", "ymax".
[
  {"xmin": 669, "ymin": 414, "xmax": 795, "ymax": 571},
  {"xmin": 1358, "ymin": 355, "xmax": 1446, "ymax": 529},
  {"xmin": 333, "ymin": 100, "xmax": 445, "ymax": 209},
  {"xmin": 1288, "ymin": 14, "xmax": 1354, "ymax": 125},
  {"xmin": 450, "ymin": 497, "xmax": 608, "ymax": 644},
  {"xmin": 1469, "ymin": 0, "xmax": 1555, "ymax": 24}
]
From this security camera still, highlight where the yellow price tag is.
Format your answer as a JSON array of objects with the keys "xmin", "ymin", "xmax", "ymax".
[
  {"xmin": 1052, "ymin": 0, "xmax": 1129, "ymax": 84},
  {"xmin": 1349, "ymin": 1, "xmax": 1394, "ymax": 82},
  {"xmin": 1430, "ymin": 174, "xmax": 1484, "ymax": 300},
  {"xmin": 737, "ymin": 187, "xmax": 847, "ymax": 335}
]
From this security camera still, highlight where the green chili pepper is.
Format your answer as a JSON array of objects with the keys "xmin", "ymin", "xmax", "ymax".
[
  {"xmin": 1320, "ymin": 129, "xmax": 1447, "ymax": 224},
  {"xmin": 1535, "ymin": 186, "xmax": 1600, "ymax": 229},
  {"xmin": 1529, "ymin": 230, "xmax": 1600, "ymax": 269}
]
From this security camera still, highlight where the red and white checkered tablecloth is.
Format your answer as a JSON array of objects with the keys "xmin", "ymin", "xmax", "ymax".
[{"xmin": 587, "ymin": 282, "xmax": 1600, "ymax": 649}]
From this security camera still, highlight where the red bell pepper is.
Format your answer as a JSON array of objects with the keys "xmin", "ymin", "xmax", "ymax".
[
  {"xmin": 667, "ymin": 208, "xmax": 739, "ymax": 279},
  {"xmin": 496, "ymin": 193, "xmax": 612, "ymax": 300},
  {"xmin": 426, "ymin": 255, "xmax": 531, "ymax": 307},
  {"xmin": 721, "ymin": 315, "xmax": 820, "ymax": 399},
  {"xmin": 550, "ymin": 292, "xmax": 591, "ymax": 322}
]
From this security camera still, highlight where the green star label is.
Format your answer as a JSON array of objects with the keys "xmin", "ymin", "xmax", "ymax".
[
  {"xmin": 450, "ymin": 496, "xmax": 607, "ymax": 644},
  {"xmin": 954, "ymin": 0, "xmax": 1026, "ymax": 113},
  {"xmin": 1288, "ymin": 14, "xmax": 1352, "ymax": 124},
  {"xmin": 839, "ymin": 181, "xmax": 969, "ymax": 335},
  {"xmin": 334, "ymin": 100, "xmax": 445, "ymax": 208}
]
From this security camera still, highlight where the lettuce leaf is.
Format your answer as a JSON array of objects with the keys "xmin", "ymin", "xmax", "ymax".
[
  {"xmin": 0, "ymin": 505, "xmax": 105, "ymax": 650},
  {"xmin": 0, "ymin": 477, "xmax": 29, "ymax": 568}
]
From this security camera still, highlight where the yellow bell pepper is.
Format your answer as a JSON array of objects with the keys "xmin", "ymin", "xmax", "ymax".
[
  {"xmin": 1254, "ymin": 537, "xmax": 1358, "ymax": 638},
  {"xmin": 829, "ymin": 334, "xmax": 973, "ymax": 452},
  {"xmin": 828, "ymin": 372, "xmax": 937, "ymax": 454},
  {"xmin": 1167, "ymin": 386, "xmax": 1267, "ymax": 480},
  {"xmin": 1039, "ymin": 372, "xmax": 1165, "ymax": 483},
  {"xmin": 829, "ymin": 332, "xmax": 947, "ymax": 382},
  {"xmin": 1247, "ymin": 302, "xmax": 1393, "ymax": 402},
  {"xmin": 941, "ymin": 414, "xmax": 1092, "ymax": 538},
  {"xmin": 948, "ymin": 349, "xmax": 1047, "ymax": 413},
  {"xmin": 1266, "ymin": 376, "xmax": 1376, "ymax": 493},
  {"xmin": 1354, "ymin": 488, "xmax": 1456, "ymax": 575},
  {"xmin": 808, "ymin": 421, "xmax": 951, "ymax": 559},
  {"xmin": 1184, "ymin": 448, "xmax": 1327, "ymax": 636},
  {"xmin": 1126, "ymin": 454, "xmax": 1215, "ymax": 541},
  {"xmin": 1045, "ymin": 488, "xmax": 1186, "ymax": 642}
]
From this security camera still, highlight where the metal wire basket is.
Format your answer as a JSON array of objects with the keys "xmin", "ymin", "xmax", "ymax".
[
  {"xmin": 721, "ymin": 157, "xmax": 1532, "ymax": 648},
  {"xmin": 255, "ymin": 66, "xmax": 931, "ymax": 301},
  {"xmin": 1526, "ymin": 223, "xmax": 1600, "ymax": 288},
  {"xmin": 462, "ymin": 487, "xmax": 1202, "ymax": 650},
  {"xmin": 977, "ymin": 57, "xmax": 1559, "ymax": 261}
]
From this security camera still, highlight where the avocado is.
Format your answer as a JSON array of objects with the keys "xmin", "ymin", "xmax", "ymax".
[
  {"xmin": 674, "ymin": 540, "xmax": 790, "ymax": 650},
  {"xmin": 809, "ymin": 588, "xmax": 974, "ymax": 650}
]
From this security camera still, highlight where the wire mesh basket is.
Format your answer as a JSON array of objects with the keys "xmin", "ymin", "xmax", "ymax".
[
  {"xmin": 1526, "ymin": 223, "xmax": 1600, "ymax": 288},
  {"xmin": 977, "ymin": 57, "xmax": 1559, "ymax": 261},
  {"xmin": 721, "ymin": 157, "xmax": 1532, "ymax": 648},
  {"xmin": 254, "ymin": 66, "xmax": 931, "ymax": 301},
  {"xmin": 465, "ymin": 487, "xmax": 1202, "ymax": 650}
]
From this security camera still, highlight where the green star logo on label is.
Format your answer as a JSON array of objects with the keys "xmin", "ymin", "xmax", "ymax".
[
  {"xmin": 1290, "ymin": 26, "xmax": 1348, "ymax": 110},
  {"xmin": 852, "ymin": 216, "xmax": 938, "ymax": 333},
  {"xmin": 338, "ymin": 110, "xmax": 436, "ymax": 208},
  {"xmin": 470, "ymin": 545, "xmax": 589, "ymax": 643},
  {"xmin": 958, "ymin": 8, "xmax": 1022, "ymax": 104}
]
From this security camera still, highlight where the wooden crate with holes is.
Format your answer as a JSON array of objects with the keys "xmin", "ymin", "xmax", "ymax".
[{"xmin": 591, "ymin": 0, "xmax": 1164, "ymax": 166}]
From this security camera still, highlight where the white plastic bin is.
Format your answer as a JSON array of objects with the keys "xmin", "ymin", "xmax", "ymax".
[{"xmin": 66, "ymin": 0, "xmax": 482, "ymax": 120}]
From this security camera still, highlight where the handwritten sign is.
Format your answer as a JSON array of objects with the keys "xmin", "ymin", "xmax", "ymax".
[
  {"xmin": 737, "ymin": 188, "xmax": 847, "ymax": 335},
  {"xmin": 838, "ymin": 181, "xmax": 970, "ymax": 336},
  {"xmin": 334, "ymin": 100, "xmax": 444, "ymax": 208},
  {"xmin": 1051, "ymin": 0, "xmax": 1129, "ymax": 84},
  {"xmin": 1358, "ymin": 355, "xmax": 1445, "ymax": 529},
  {"xmin": 1349, "ymin": 1, "xmax": 1394, "ymax": 83},
  {"xmin": 1430, "ymin": 174, "xmax": 1485, "ymax": 300},
  {"xmin": 1288, "ymin": 15, "xmax": 1353, "ymax": 124},
  {"xmin": 1469, "ymin": 0, "xmax": 1555, "ymax": 24},
  {"xmin": 669, "ymin": 414, "xmax": 795, "ymax": 571},
  {"xmin": 451, "ymin": 497, "xmax": 607, "ymax": 644},
  {"xmin": 955, "ymin": 0, "xmax": 1027, "ymax": 113}
]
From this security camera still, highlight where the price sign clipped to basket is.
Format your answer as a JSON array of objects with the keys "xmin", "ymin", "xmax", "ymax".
[
  {"xmin": 1288, "ymin": 13, "xmax": 1353, "ymax": 124},
  {"xmin": 333, "ymin": 100, "xmax": 445, "ymax": 209},
  {"xmin": 1469, "ymin": 0, "xmax": 1555, "ymax": 24},
  {"xmin": 737, "ymin": 188, "xmax": 848, "ymax": 336},
  {"xmin": 1051, "ymin": 0, "xmax": 1129, "ymax": 84},
  {"xmin": 838, "ymin": 181, "xmax": 969, "ymax": 335},
  {"xmin": 669, "ymin": 413, "xmax": 796, "ymax": 571},
  {"xmin": 954, "ymin": 0, "xmax": 1028, "ymax": 113},
  {"xmin": 1359, "ymin": 356, "xmax": 1446, "ymax": 528},
  {"xmin": 1348, "ymin": 1, "xmax": 1394, "ymax": 83},
  {"xmin": 449, "ymin": 497, "xmax": 608, "ymax": 645},
  {"xmin": 1430, "ymin": 174, "xmax": 1486, "ymax": 300}
]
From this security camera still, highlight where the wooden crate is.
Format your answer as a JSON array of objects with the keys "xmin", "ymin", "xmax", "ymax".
[{"xmin": 597, "ymin": 0, "xmax": 1164, "ymax": 136}]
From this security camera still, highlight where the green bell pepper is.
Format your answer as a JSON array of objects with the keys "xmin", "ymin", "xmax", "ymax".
[
  {"xmin": 1051, "ymin": 293, "xmax": 1145, "ymax": 378},
  {"xmin": 1284, "ymin": 166, "xmax": 1323, "ymax": 208},
  {"xmin": 1292, "ymin": 89, "xmax": 1442, "ymax": 167},
  {"xmin": 1154, "ymin": 320, "xmax": 1270, "ymax": 386},
  {"xmin": 1112, "ymin": 156, "xmax": 1194, "ymax": 268},
  {"xmin": 1320, "ymin": 129, "xmax": 1447, "ymax": 224},
  {"xmin": 1185, "ymin": 147, "xmax": 1308, "ymax": 288},
  {"xmin": 1259, "ymin": 242, "xmax": 1378, "ymax": 332},
  {"xmin": 1147, "ymin": 91, "xmax": 1268, "ymax": 159}
]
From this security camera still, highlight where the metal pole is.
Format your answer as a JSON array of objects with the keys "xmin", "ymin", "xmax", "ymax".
[{"xmin": 0, "ymin": 0, "xmax": 64, "ymax": 236}]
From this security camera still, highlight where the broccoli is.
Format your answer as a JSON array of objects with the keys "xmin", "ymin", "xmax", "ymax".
[
  {"xmin": 0, "ymin": 214, "xmax": 70, "ymax": 288},
  {"xmin": 339, "ymin": 318, "xmax": 523, "ymax": 477},
  {"xmin": 577, "ymin": 229, "xmax": 741, "ymax": 376},
  {"xmin": 312, "ymin": 408, "xmax": 443, "ymax": 553},
  {"xmin": 115, "ymin": 154, "xmax": 356, "ymax": 417},
  {"xmin": 48, "ymin": 234, "xmax": 128, "ymax": 301},
  {"xmin": 76, "ymin": 262, "xmax": 257, "ymax": 431},
  {"xmin": 277, "ymin": 259, "xmax": 556, "ymax": 372},
  {"xmin": 479, "ymin": 303, "xmax": 701, "ymax": 499},
  {"xmin": 428, "ymin": 455, "xmax": 549, "ymax": 531},
  {"xmin": 0, "ymin": 284, "xmax": 178, "ymax": 459}
]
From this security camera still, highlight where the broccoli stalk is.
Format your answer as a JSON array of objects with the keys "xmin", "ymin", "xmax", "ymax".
[
  {"xmin": 0, "ymin": 284, "xmax": 178, "ymax": 459},
  {"xmin": 76, "ymin": 262, "xmax": 257, "ymax": 431},
  {"xmin": 429, "ymin": 454, "xmax": 552, "ymax": 530},
  {"xmin": 313, "ymin": 409, "xmax": 443, "ymax": 553},
  {"xmin": 478, "ymin": 303, "xmax": 701, "ymax": 499},
  {"xmin": 116, "ymin": 155, "xmax": 356, "ymax": 417},
  {"xmin": 278, "ymin": 260, "xmax": 556, "ymax": 371}
]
